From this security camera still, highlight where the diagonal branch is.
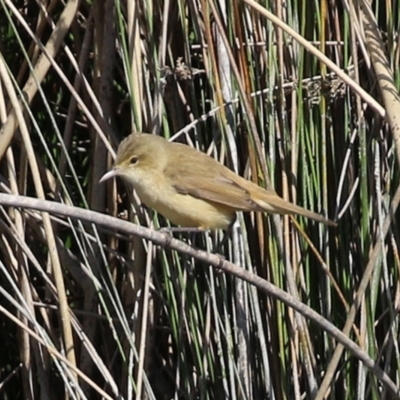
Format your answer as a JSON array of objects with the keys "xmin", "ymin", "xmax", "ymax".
[{"xmin": 0, "ymin": 193, "xmax": 398, "ymax": 397}]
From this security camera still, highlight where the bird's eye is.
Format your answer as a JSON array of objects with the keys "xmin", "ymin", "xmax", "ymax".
[{"xmin": 129, "ymin": 156, "xmax": 139, "ymax": 165}]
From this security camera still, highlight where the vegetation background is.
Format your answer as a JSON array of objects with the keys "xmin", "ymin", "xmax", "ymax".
[{"xmin": 0, "ymin": 0, "xmax": 399, "ymax": 399}]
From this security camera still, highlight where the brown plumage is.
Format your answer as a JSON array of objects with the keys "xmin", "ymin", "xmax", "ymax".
[{"xmin": 100, "ymin": 133, "xmax": 337, "ymax": 229}]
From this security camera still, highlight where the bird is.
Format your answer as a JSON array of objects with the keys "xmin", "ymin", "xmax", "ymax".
[{"xmin": 100, "ymin": 133, "xmax": 337, "ymax": 229}]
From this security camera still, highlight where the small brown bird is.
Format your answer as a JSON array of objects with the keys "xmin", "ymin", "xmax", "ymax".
[{"xmin": 100, "ymin": 133, "xmax": 336, "ymax": 229}]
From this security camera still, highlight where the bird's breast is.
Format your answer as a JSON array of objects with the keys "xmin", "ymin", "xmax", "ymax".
[{"xmin": 133, "ymin": 174, "xmax": 234, "ymax": 229}]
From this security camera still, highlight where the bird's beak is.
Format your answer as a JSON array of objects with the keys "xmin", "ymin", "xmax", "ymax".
[{"xmin": 99, "ymin": 168, "xmax": 120, "ymax": 183}]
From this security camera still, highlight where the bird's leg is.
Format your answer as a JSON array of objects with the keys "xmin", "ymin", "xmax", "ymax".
[
  {"xmin": 210, "ymin": 220, "xmax": 235, "ymax": 254},
  {"xmin": 158, "ymin": 227, "xmax": 208, "ymax": 252},
  {"xmin": 158, "ymin": 225, "xmax": 232, "ymax": 255}
]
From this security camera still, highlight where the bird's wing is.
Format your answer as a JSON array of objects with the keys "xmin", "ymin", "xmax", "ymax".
[
  {"xmin": 167, "ymin": 161, "xmax": 263, "ymax": 212},
  {"xmin": 165, "ymin": 147, "xmax": 337, "ymax": 226}
]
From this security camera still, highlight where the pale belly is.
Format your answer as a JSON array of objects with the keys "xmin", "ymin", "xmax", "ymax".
[{"xmin": 135, "ymin": 183, "xmax": 235, "ymax": 230}]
